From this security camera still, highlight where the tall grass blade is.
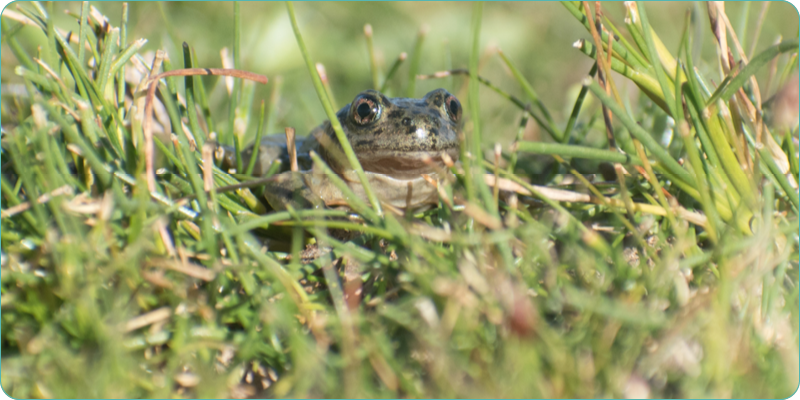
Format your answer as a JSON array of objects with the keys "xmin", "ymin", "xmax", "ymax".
[
  {"xmin": 707, "ymin": 38, "xmax": 799, "ymax": 106},
  {"xmin": 285, "ymin": 1, "xmax": 382, "ymax": 216}
]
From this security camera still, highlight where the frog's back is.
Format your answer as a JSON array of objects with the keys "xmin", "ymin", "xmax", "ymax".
[{"xmin": 216, "ymin": 131, "xmax": 322, "ymax": 175}]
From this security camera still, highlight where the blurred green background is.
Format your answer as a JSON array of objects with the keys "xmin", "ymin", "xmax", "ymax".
[{"xmin": 3, "ymin": 2, "xmax": 797, "ymax": 147}]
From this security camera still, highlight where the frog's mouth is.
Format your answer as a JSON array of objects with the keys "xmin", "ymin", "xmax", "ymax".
[
  {"xmin": 356, "ymin": 148, "xmax": 460, "ymax": 177},
  {"xmin": 318, "ymin": 134, "xmax": 459, "ymax": 177}
]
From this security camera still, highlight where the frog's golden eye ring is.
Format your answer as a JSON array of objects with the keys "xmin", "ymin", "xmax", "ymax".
[
  {"xmin": 445, "ymin": 95, "xmax": 461, "ymax": 123},
  {"xmin": 351, "ymin": 95, "xmax": 382, "ymax": 125}
]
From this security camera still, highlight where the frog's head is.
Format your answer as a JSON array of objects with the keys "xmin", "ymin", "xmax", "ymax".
[{"xmin": 321, "ymin": 88, "xmax": 462, "ymax": 177}]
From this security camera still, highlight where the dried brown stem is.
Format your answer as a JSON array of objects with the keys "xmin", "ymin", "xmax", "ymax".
[
  {"xmin": 748, "ymin": 2, "xmax": 771, "ymax": 59},
  {"xmin": 1, "ymin": 185, "xmax": 73, "ymax": 218},
  {"xmin": 581, "ymin": 1, "xmax": 620, "ymax": 150},
  {"xmin": 285, "ymin": 127, "xmax": 298, "ymax": 172},
  {"xmin": 143, "ymin": 67, "xmax": 268, "ymax": 192}
]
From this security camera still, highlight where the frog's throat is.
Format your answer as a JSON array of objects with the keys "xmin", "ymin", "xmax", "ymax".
[
  {"xmin": 356, "ymin": 149, "xmax": 460, "ymax": 177},
  {"xmin": 308, "ymin": 169, "xmax": 443, "ymax": 210}
]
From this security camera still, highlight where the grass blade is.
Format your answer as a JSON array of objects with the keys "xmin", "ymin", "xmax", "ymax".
[
  {"xmin": 584, "ymin": 79, "xmax": 694, "ymax": 187},
  {"xmin": 498, "ymin": 50, "xmax": 562, "ymax": 141},
  {"xmin": 405, "ymin": 26, "xmax": 427, "ymax": 97},
  {"xmin": 364, "ymin": 24, "xmax": 379, "ymax": 90},
  {"xmin": 514, "ymin": 141, "xmax": 642, "ymax": 165},
  {"xmin": 286, "ymin": 1, "xmax": 382, "ymax": 216},
  {"xmin": 636, "ymin": 2, "xmax": 677, "ymax": 117},
  {"xmin": 182, "ymin": 42, "xmax": 205, "ymax": 148},
  {"xmin": 245, "ymin": 100, "xmax": 267, "ymax": 176},
  {"xmin": 379, "ymin": 52, "xmax": 406, "ymax": 93},
  {"xmin": 706, "ymin": 38, "xmax": 799, "ymax": 106}
]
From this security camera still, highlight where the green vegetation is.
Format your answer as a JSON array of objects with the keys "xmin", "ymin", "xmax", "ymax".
[{"xmin": 1, "ymin": 1, "xmax": 798, "ymax": 398}]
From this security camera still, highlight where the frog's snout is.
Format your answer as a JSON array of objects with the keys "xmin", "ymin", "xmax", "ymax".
[{"xmin": 403, "ymin": 113, "xmax": 442, "ymax": 139}]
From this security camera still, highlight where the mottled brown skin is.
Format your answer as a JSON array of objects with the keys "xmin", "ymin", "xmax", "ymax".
[{"xmin": 218, "ymin": 88, "xmax": 462, "ymax": 211}]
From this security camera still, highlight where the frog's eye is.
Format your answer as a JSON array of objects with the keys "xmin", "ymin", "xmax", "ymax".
[
  {"xmin": 445, "ymin": 95, "xmax": 461, "ymax": 122},
  {"xmin": 351, "ymin": 95, "xmax": 381, "ymax": 125}
]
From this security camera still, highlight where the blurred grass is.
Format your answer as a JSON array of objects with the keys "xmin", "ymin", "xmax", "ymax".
[
  {"xmin": 5, "ymin": 2, "xmax": 797, "ymax": 146},
  {"xmin": 1, "ymin": 1, "xmax": 799, "ymax": 398}
]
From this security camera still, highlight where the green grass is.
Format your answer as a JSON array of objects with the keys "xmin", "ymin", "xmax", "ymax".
[{"xmin": 1, "ymin": 1, "xmax": 799, "ymax": 398}]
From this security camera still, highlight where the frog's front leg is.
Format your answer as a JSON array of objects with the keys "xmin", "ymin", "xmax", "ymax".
[
  {"xmin": 215, "ymin": 134, "xmax": 286, "ymax": 175},
  {"xmin": 263, "ymin": 171, "xmax": 327, "ymax": 211},
  {"xmin": 216, "ymin": 134, "xmax": 314, "ymax": 176}
]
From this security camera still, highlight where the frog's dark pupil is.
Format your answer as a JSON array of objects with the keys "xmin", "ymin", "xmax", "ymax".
[
  {"xmin": 448, "ymin": 99, "xmax": 459, "ymax": 118},
  {"xmin": 357, "ymin": 102, "xmax": 373, "ymax": 119}
]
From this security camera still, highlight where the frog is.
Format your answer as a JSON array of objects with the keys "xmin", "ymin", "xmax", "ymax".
[{"xmin": 217, "ymin": 88, "xmax": 463, "ymax": 211}]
